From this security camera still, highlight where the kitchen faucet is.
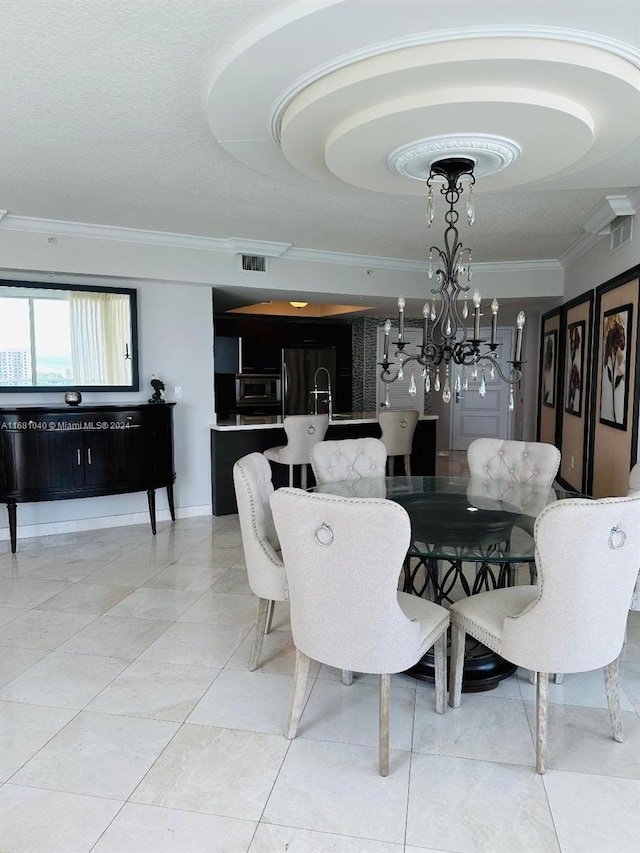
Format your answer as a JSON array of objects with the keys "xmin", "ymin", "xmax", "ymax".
[{"xmin": 311, "ymin": 366, "xmax": 332, "ymax": 421}]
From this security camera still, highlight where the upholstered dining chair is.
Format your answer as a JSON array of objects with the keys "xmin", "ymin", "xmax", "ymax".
[
  {"xmin": 467, "ymin": 438, "xmax": 561, "ymax": 489},
  {"xmin": 310, "ymin": 436, "xmax": 387, "ymax": 485},
  {"xmin": 448, "ymin": 494, "xmax": 640, "ymax": 773},
  {"xmin": 627, "ymin": 463, "xmax": 640, "ymax": 610},
  {"xmin": 232, "ymin": 453, "xmax": 288, "ymax": 670},
  {"xmin": 270, "ymin": 487, "xmax": 450, "ymax": 776},
  {"xmin": 263, "ymin": 414, "xmax": 329, "ymax": 488},
  {"xmin": 378, "ymin": 409, "xmax": 419, "ymax": 476}
]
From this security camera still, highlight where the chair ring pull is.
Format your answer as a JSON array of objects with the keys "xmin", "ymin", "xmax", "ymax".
[
  {"xmin": 307, "ymin": 425, "xmax": 316, "ymax": 435},
  {"xmin": 314, "ymin": 522, "xmax": 334, "ymax": 546},
  {"xmin": 609, "ymin": 526, "xmax": 626, "ymax": 550},
  {"xmin": 400, "ymin": 419, "xmax": 407, "ymax": 428}
]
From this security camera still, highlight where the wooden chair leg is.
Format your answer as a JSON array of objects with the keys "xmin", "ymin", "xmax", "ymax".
[
  {"xmin": 379, "ymin": 673, "xmax": 391, "ymax": 776},
  {"xmin": 536, "ymin": 672, "xmax": 549, "ymax": 774},
  {"xmin": 449, "ymin": 622, "xmax": 466, "ymax": 708},
  {"xmin": 288, "ymin": 465, "xmax": 294, "ymax": 487},
  {"xmin": 265, "ymin": 599, "xmax": 275, "ymax": 634},
  {"xmin": 433, "ymin": 632, "xmax": 447, "ymax": 714},
  {"xmin": 388, "ymin": 456, "xmax": 395, "ymax": 477},
  {"xmin": 300, "ymin": 464, "xmax": 307, "ymax": 490},
  {"xmin": 286, "ymin": 649, "xmax": 311, "ymax": 739},
  {"xmin": 604, "ymin": 658, "xmax": 624, "ymax": 743},
  {"xmin": 249, "ymin": 597, "xmax": 270, "ymax": 671},
  {"xmin": 404, "ymin": 454, "xmax": 411, "ymax": 477},
  {"xmin": 529, "ymin": 670, "xmax": 537, "ymax": 684},
  {"xmin": 342, "ymin": 670, "xmax": 353, "ymax": 685}
]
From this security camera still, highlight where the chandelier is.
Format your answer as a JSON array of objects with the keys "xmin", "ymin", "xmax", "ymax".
[{"xmin": 379, "ymin": 157, "xmax": 525, "ymax": 410}]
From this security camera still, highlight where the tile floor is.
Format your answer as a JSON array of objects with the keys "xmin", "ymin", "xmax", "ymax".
[{"xmin": 0, "ymin": 512, "xmax": 639, "ymax": 852}]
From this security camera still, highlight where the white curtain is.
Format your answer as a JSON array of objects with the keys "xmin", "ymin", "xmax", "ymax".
[{"xmin": 69, "ymin": 292, "xmax": 131, "ymax": 385}]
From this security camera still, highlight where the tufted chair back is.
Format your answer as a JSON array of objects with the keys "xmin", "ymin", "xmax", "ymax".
[
  {"xmin": 232, "ymin": 453, "xmax": 287, "ymax": 602},
  {"xmin": 271, "ymin": 487, "xmax": 439, "ymax": 673},
  {"xmin": 627, "ymin": 463, "xmax": 640, "ymax": 610},
  {"xmin": 275, "ymin": 414, "xmax": 329, "ymax": 466},
  {"xmin": 467, "ymin": 438, "xmax": 560, "ymax": 490},
  {"xmin": 310, "ymin": 437, "xmax": 387, "ymax": 485},
  {"xmin": 501, "ymin": 496, "xmax": 640, "ymax": 673}
]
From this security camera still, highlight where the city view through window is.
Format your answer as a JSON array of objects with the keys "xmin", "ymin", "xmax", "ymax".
[{"xmin": 0, "ymin": 296, "xmax": 73, "ymax": 386}]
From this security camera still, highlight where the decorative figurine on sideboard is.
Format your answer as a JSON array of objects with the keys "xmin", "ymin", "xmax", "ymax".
[{"xmin": 148, "ymin": 375, "xmax": 166, "ymax": 404}]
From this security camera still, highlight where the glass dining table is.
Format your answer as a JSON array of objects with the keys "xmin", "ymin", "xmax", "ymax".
[{"xmin": 315, "ymin": 474, "xmax": 583, "ymax": 690}]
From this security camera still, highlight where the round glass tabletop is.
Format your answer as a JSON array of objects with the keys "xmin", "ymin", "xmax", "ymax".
[{"xmin": 315, "ymin": 475, "xmax": 584, "ymax": 563}]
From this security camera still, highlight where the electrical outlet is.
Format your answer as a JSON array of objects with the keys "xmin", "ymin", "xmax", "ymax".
[{"xmin": 174, "ymin": 386, "xmax": 183, "ymax": 399}]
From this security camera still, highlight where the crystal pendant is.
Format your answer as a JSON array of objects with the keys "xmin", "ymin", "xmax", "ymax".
[
  {"xmin": 434, "ymin": 370, "xmax": 441, "ymax": 392},
  {"xmin": 442, "ymin": 368, "xmax": 451, "ymax": 403},
  {"xmin": 397, "ymin": 365, "xmax": 403, "ymax": 381},
  {"xmin": 428, "ymin": 250, "xmax": 433, "ymax": 280},
  {"xmin": 408, "ymin": 371, "xmax": 417, "ymax": 397},
  {"xmin": 384, "ymin": 386, "xmax": 390, "ymax": 407},
  {"xmin": 462, "ymin": 366, "xmax": 468, "ymax": 391},
  {"xmin": 426, "ymin": 186, "xmax": 434, "ymax": 226},
  {"xmin": 471, "ymin": 363, "xmax": 478, "ymax": 380},
  {"xmin": 454, "ymin": 371, "xmax": 461, "ymax": 393},
  {"xmin": 425, "ymin": 370, "xmax": 431, "ymax": 392},
  {"xmin": 444, "ymin": 317, "xmax": 452, "ymax": 337},
  {"xmin": 489, "ymin": 364, "xmax": 495, "ymax": 381},
  {"xmin": 421, "ymin": 366, "xmax": 427, "ymax": 378},
  {"xmin": 479, "ymin": 368, "xmax": 487, "ymax": 398},
  {"xmin": 430, "ymin": 303, "xmax": 437, "ymax": 322},
  {"xmin": 467, "ymin": 251, "xmax": 473, "ymax": 281},
  {"xmin": 462, "ymin": 300, "xmax": 469, "ymax": 319},
  {"xmin": 508, "ymin": 387, "xmax": 515, "ymax": 412},
  {"xmin": 467, "ymin": 185, "xmax": 475, "ymax": 226}
]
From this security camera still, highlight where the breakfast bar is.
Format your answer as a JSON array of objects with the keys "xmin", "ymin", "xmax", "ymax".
[{"xmin": 210, "ymin": 412, "xmax": 438, "ymax": 515}]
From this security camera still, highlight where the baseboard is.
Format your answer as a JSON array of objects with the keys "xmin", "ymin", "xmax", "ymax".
[{"xmin": 0, "ymin": 504, "xmax": 213, "ymax": 543}]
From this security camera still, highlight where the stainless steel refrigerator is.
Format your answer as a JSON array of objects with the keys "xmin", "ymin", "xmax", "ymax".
[{"xmin": 282, "ymin": 347, "xmax": 336, "ymax": 416}]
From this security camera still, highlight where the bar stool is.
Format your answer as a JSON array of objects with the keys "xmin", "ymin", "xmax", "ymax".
[
  {"xmin": 378, "ymin": 410, "xmax": 419, "ymax": 476},
  {"xmin": 263, "ymin": 414, "xmax": 329, "ymax": 489}
]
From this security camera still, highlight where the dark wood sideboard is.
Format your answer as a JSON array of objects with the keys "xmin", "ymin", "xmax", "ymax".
[{"xmin": 0, "ymin": 403, "xmax": 176, "ymax": 552}]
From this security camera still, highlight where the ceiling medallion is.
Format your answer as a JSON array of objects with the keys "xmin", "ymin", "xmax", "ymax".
[{"xmin": 388, "ymin": 134, "xmax": 521, "ymax": 181}]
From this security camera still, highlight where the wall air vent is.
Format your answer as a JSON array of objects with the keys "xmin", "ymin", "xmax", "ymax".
[
  {"xmin": 610, "ymin": 217, "xmax": 633, "ymax": 253},
  {"xmin": 241, "ymin": 254, "xmax": 268, "ymax": 273}
]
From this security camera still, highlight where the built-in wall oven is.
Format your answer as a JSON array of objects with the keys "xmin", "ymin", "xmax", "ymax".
[{"xmin": 235, "ymin": 373, "xmax": 282, "ymax": 412}]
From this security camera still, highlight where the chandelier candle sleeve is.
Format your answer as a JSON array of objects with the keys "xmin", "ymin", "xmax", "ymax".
[
  {"xmin": 398, "ymin": 296, "xmax": 405, "ymax": 344},
  {"xmin": 473, "ymin": 290, "xmax": 482, "ymax": 340},
  {"xmin": 491, "ymin": 298, "xmax": 499, "ymax": 345},
  {"xmin": 515, "ymin": 311, "xmax": 526, "ymax": 362},
  {"xmin": 383, "ymin": 319, "xmax": 391, "ymax": 361},
  {"xmin": 423, "ymin": 302, "xmax": 429, "ymax": 348}
]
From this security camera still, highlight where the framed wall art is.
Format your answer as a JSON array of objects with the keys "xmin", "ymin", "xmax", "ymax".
[
  {"xmin": 564, "ymin": 320, "xmax": 586, "ymax": 418},
  {"xmin": 537, "ymin": 307, "xmax": 562, "ymax": 446},
  {"xmin": 557, "ymin": 291, "xmax": 593, "ymax": 494},
  {"xmin": 542, "ymin": 329, "xmax": 557, "ymax": 408},
  {"xmin": 588, "ymin": 264, "xmax": 640, "ymax": 498},
  {"xmin": 599, "ymin": 303, "xmax": 632, "ymax": 430}
]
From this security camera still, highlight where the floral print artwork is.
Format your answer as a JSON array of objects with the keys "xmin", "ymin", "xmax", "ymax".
[
  {"xmin": 542, "ymin": 330, "xmax": 556, "ymax": 408},
  {"xmin": 600, "ymin": 305, "xmax": 632, "ymax": 430},
  {"xmin": 565, "ymin": 321, "xmax": 584, "ymax": 417}
]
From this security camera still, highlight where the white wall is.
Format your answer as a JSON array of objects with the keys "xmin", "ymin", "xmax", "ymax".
[
  {"xmin": 564, "ymin": 213, "xmax": 640, "ymax": 302},
  {"xmin": 0, "ymin": 276, "xmax": 214, "ymax": 540}
]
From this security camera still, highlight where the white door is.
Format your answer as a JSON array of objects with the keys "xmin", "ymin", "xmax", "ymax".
[{"xmin": 450, "ymin": 328, "xmax": 514, "ymax": 451}]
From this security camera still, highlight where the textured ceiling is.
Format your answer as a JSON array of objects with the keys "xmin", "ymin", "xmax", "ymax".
[{"xmin": 1, "ymin": 0, "xmax": 639, "ymax": 267}]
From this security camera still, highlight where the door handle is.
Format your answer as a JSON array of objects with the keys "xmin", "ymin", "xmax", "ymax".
[{"xmin": 455, "ymin": 391, "xmax": 464, "ymax": 404}]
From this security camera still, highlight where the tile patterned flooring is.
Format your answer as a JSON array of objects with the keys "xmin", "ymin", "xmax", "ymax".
[{"xmin": 0, "ymin": 507, "xmax": 639, "ymax": 852}]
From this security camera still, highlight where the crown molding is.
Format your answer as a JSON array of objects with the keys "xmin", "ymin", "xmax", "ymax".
[
  {"xmin": 560, "ymin": 189, "xmax": 640, "ymax": 266},
  {"xmin": 0, "ymin": 212, "xmax": 560, "ymax": 276}
]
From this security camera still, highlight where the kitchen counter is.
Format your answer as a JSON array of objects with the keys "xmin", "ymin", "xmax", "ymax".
[
  {"xmin": 211, "ymin": 412, "xmax": 439, "ymax": 431},
  {"xmin": 210, "ymin": 412, "xmax": 439, "ymax": 515}
]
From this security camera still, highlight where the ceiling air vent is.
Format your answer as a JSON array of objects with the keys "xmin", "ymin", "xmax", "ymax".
[
  {"xmin": 241, "ymin": 254, "xmax": 268, "ymax": 273},
  {"xmin": 610, "ymin": 217, "xmax": 633, "ymax": 253}
]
